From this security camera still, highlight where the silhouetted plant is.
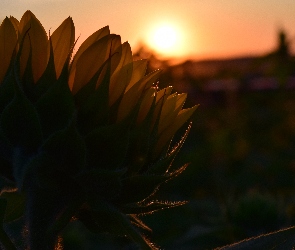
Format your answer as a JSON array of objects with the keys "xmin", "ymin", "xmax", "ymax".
[{"xmin": 0, "ymin": 11, "xmax": 197, "ymax": 249}]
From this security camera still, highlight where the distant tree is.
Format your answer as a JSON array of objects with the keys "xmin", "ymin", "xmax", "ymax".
[{"xmin": 276, "ymin": 29, "xmax": 290, "ymax": 59}]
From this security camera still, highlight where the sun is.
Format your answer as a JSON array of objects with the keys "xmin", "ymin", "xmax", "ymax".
[
  {"xmin": 146, "ymin": 23, "xmax": 184, "ymax": 58},
  {"xmin": 153, "ymin": 25, "xmax": 177, "ymax": 50}
]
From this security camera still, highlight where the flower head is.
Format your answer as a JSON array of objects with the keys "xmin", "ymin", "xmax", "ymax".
[{"xmin": 0, "ymin": 11, "xmax": 198, "ymax": 249}]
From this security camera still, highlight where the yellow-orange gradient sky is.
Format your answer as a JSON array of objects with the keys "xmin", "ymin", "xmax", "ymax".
[{"xmin": 1, "ymin": 0, "xmax": 295, "ymax": 61}]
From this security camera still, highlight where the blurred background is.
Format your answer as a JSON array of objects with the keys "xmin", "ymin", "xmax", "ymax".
[{"xmin": 2, "ymin": 1, "xmax": 295, "ymax": 249}]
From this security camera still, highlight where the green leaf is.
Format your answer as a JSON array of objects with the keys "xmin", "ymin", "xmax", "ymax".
[
  {"xmin": 117, "ymin": 174, "xmax": 168, "ymax": 204},
  {"xmin": 84, "ymin": 120, "xmax": 130, "ymax": 170},
  {"xmin": 129, "ymin": 214, "xmax": 152, "ymax": 232},
  {"xmin": 75, "ymin": 168, "xmax": 125, "ymax": 200},
  {"xmin": 118, "ymin": 163, "xmax": 188, "ymax": 204},
  {"xmin": 33, "ymin": 38, "xmax": 57, "ymax": 102},
  {"xmin": 0, "ymin": 82, "xmax": 42, "ymax": 153},
  {"xmin": 0, "ymin": 191, "xmax": 25, "ymax": 223},
  {"xmin": 0, "ymin": 131, "xmax": 13, "ymax": 180},
  {"xmin": 121, "ymin": 200, "xmax": 187, "ymax": 215},
  {"xmin": 0, "ymin": 68, "xmax": 15, "ymax": 114},
  {"xmin": 76, "ymin": 56, "xmax": 111, "ymax": 133},
  {"xmin": 46, "ymin": 196, "xmax": 84, "ymax": 243},
  {"xmin": 148, "ymin": 123, "xmax": 192, "ymax": 174},
  {"xmin": 219, "ymin": 226, "xmax": 295, "ymax": 249},
  {"xmin": 21, "ymin": 42, "xmax": 35, "ymax": 101},
  {"xmin": 41, "ymin": 122, "xmax": 86, "ymax": 176},
  {"xmin": 77, "ymin": 209, "xmax": 105, "ymax": 234},
  {"xmin": 86, "ymin": 199, "xmax": 158, "ymax": 250},
  {"xmin": 125, "ymin": 94, "xmax": 157, "ymax": 174},
  {"xmin": 35, "ymin": 79, "xmax": 75, "ymax": 139}
]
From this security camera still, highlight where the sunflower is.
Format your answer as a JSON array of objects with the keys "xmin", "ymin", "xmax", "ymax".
[{"xmin": 0, "ymin": 11, "xmax": 197, "ymax": 249}]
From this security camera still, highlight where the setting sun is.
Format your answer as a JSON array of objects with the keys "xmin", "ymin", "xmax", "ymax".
[
  {"xmin": 146, "ymin": 22, "xmax": 185, "ymax": 58},
  {"xmin": 153, "ymin": 25, "xmax": 177, "ymax": 50}
]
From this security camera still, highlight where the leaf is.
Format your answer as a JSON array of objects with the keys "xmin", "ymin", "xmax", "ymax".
[
  {"xmin": 35, "ymin": 78, "xmax": 75, "ymax": 138},
  {"xmin": 75, "ymin": 168, "xmax": 125, "ymax": 200},
  {"xmin": 218, "ymin": 226, "xmax": 295, "ymax": 250},
  {"xmin": 121, "ymin": 200, "xmax": 187, "ymax": 215},
  {"xmin": 76, "ymin": 56, "xmax": 112, "ymax": 133},
  {"xmin": 33, "ymin": 38, "xmax": 57, "ymax": 102},
  {"xmin": 84, "ymin": 120, "xmax": 130, "ymax": 170},
  {"xmin": 0, "ymin": 66, "xmax": 15, "ymax": 113},
  {"xmin": 86, "ymin": 199, "xmax": 158, "ymax": 250},
  {"xmin": 21, "ymin": 39, "xmax": 36, "ymax": 102},
  {"xmin": 116, "ymin": 174, "xmax": 168, "ymax": 204},
  {"xmin": 125, "ymin": 92, "xmax": 157, "ymax": 174},
  {"xmin": 46, "ymin": 195, "xmax": 84, "ymax": 242},
  {"xmin": 41, "ymin": 122, "xmax": 86, "ymax": 176},
  {"xmin": 119, "ymin": 164, "xmax": 188, "ymax": 204},
  {"xmin": 148, "ymin": 123, "xmax": 192, "ymax": 174},
  {"xmin": 0, "ymin": 191, "xmax": 25, "ymax": 223},
  {"xmin": 0, "ymin": 78, "xmax": 42, "ymax": 153},
  {"xmin": 129, "ymin": 214, "xmax": 152, "ymax": 232}
]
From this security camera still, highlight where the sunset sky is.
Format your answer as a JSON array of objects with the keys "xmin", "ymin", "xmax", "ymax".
[{"xmin": 1, "ymin": 0, "xmax": 295, "ymax": 61}]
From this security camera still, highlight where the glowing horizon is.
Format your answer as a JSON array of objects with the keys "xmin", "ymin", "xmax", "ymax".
[{"xmin": 1, "ymin": 0, "xmax": 294, "ymax": 61}]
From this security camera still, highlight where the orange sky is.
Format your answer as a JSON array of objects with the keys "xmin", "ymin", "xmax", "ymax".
[{"xmin": 1, "ymin": 0, "xmax": 295, "ymax": 61}]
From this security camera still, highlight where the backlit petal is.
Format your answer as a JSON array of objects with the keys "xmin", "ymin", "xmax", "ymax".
[
  {"xmin": 9, "ymin": 16, "xmax": 19, "ymax": 37},
  {"xmin": 109, "ymin": 42, "xmax": 133, "ymax": 106},
  {"xmin": 51, "ymin": 17, "xmax": 75, "ymax": 78},
  {"xmin": 71, "ymin": 35, "xmax": 112, "ymax": 94},
  {"xmin": 137, "ymin": 87, "xmax": 156, "ymax": 124},
  {"xmin": 109, "ymin": 35, "xmax": 122, "ymax": 75},
  {"xmin": 117, "ymin": 69, "xmax": 160, "ymax": 122},
  {"xmin": 0, "ymin": 17, "xmax": 17, "ymax": 83},
  {"xmin": 109, "ymin": 61, "xmax": 133, "ymax": 106},
  {"xmin": 19, "ymin": 11, "xmax": 48, "ymax": 82},
  {"xmin": 69, "ymin": 26, "xmax": 110, "ymax": 88},
  {"xmin": 155, "ymin": 105, "xmax": 198, "ymax": 154},
  {"xmin": 125, "ymin": 59, "xmax": 147, "ymax": 92},
  {"xmin": 158, "ymin": 94, "xmax": 179, "ymax": 133}
]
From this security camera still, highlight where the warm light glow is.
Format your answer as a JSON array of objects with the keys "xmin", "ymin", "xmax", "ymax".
[
  {"xmin": 153, "ymin": 25, "xmax": 177, "ymax": 50},
  {"xmin": 146, "ymin": 22, "xmax": 185, "ymax": 58}
]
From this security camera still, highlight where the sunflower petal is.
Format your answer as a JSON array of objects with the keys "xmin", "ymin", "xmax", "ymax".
[
  {"xmin": 18, "ymin": 11, "xmax": 48, "ymax": 82},
  {"xmin": 71, "ymin": 35, "xmax": 112, "ymax": 94},
  {"xmin": 137, "ymin": 87, "xmax": 156, "ymax": 124},
  {"xmin": 125, "ymin": 59, "xmax": 147, "ymax": 92},
  {"xmin": 117, "ymin": 69, "xmax": 161, "ymax": 122},
  {"xmin": 51, "ymin": 17, "xmax": 75, "ymax": 78},
  {"xmin": 158, "ymin": 93, "xmax": 187, "ymax": 133},
  {"xmin": 155, "ymin": 105, "xmax": 198, "ymax": 154},
  {"xmin": 109, "ymin": 42, "xmax": 133, "ymax": 106},
  {"xmin": 68, "ymin": 26, "xmax": 110, "ymax": 87},
  {"xmin": 0, "ymin": 17, "xmax": 17, "ymax": 83}
]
